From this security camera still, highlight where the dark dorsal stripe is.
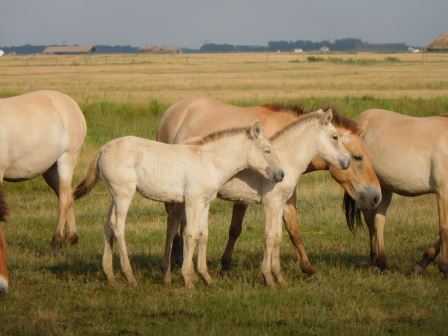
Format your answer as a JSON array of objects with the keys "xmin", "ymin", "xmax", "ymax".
[{"xmin": 189, "ymin": 126, "xmax": 249, "ymax": 145}]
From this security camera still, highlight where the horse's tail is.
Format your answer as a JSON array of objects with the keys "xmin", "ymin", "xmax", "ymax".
[
  {"xmin": 0, "ymin": 187, "xmax": 8, "ymax": 222},
  {"xmin": 343, "ymin": 192, "xmax": 363, "ymax": 234},
  {"xmin": 74, "ymin": 151, "xmax": 101, "ymax": 200}
]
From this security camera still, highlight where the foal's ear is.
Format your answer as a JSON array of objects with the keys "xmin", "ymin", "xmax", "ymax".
[
  {"xmin": 248, "ymin": 120, "xmax": 263, "ymax": 139},
  {"xmin": 320, "ymin": 109, "xmax": 333, "ymax": 125}
]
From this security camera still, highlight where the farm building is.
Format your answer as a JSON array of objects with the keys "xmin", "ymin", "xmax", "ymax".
[
  {"xmin": 42, "ymin": 45, "xmax": 96, "ymax": 55},
  {"xmin": 138, "ymin": 45, "xmax": 180, "ymax": 54},
  {"xmin": 426, "ymin": 34, "xmax": 448, "ymax": 52}
]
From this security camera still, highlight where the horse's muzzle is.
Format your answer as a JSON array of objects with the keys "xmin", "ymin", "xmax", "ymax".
[
  {"xmin": 272, "ymin": 168, "xmax": 285, "ymax": 183},
  {"xmin": 356, "ymin": 186, "xmax": 382, "ymax": 210},
  {"xmin": 340, "ymin": 155, "xmax": 351, "ymax": 170}
]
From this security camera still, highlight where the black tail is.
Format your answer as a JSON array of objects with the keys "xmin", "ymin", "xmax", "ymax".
[
  {"xmin": 0, "ymin": 187, "xmax": 8, "ymax": 222},
  {"xmin": 343, "ymin": 192, "xmax": 363, "ymax": 234}
]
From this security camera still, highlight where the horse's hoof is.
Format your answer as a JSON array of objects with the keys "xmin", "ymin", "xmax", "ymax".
[
  {"xmin": 163, "ymin": 276, "xmax": 172, "ymax": 285},
  {"xmin": 307, "ymin": 271, "xmax": 322, "ymax": 282},
  {"xmin": 0, "ymin": 277, "xmax": 8, "ymax": 297},
  {"xmin": 66, "ymin": 234, "xmax": 79, "ymax": 246},
  {"xmin": 50, "ymin": 234, "xmax": 63, "ymax": 250},
  {"xmin": 219, "ymin": 268, "xmax": 235, "ymax": 278},
  {"xmin": 414, "ymin": 263, "xmax": 426, "ymax": 276},
  {"xmin": 300, "ymin": 263, "xmax": 318, "ymax": 278}
]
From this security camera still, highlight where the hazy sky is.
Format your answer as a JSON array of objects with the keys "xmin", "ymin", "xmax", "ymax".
[{"xmin": 0, "ymin": 0, "xmax": 446, "ymax": 48}]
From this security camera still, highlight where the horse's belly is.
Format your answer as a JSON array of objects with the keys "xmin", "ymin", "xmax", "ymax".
[
  {"xmin": 137, "ymin": 176, "xmax": 185, "ymax": 203},
  {"xmin": 3, "ymin": 150, "xmax": 60, "ymax": 180}
]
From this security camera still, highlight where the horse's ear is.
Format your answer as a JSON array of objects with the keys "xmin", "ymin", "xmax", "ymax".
[
  {"xmin": 249, "ymin": 120, "xmax": 262, "ymax": 139},
  {"xmin": 320, "ymin": 109, "xmax": 333, "ymax": 125}
]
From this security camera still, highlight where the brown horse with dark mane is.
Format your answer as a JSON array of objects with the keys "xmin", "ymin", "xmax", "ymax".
[{"xmin": 0, "ymin": 187, "xmax": 9, "ymax": 295}]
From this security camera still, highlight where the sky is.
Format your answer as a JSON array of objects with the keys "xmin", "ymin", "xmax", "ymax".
[{"xmin": 0, "ymin": 0, "xmax": 446, "ymax": 48}]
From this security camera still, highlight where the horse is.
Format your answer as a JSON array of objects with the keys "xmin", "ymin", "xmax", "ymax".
[
  {"xmin": 158, "ymin": 102, "xmax": 353, "ymax": 285},
  {"xmin": 339, "ymin": 109, "xmax": 448, "ymax": 278},
  {"xmin": 0, "ymin": 187, "xmax": 8, "ymax": 295},
  {"xmin": 0, "ymin": 90, "xmax": 87, "ymax": 249},
  {"xmin": 74, "ymin": 121, "xmax": 287, "ymax": 288},
  {"xmin": 156, "ymin": 97, "xmax": 380, "ymax": 279}
]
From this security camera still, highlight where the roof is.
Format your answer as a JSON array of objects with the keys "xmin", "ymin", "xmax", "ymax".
[
  {"xmin": 42, "ymin": 45, "xmax": 96, "ymax": 54},
  {"xmin": 426, "ymin": 34, "xmax": 448, "ymax": 50},
  {"xmin": 138, "ymin": 45, "xmax": 179, "ymax": 53}
]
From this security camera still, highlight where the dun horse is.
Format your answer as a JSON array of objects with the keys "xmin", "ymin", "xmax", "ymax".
[
  {"xmin": 158, "ymin": 104, "xmax": 352, "ymax": 285},
  {"xmin": 0, "ymin": 91, "xmax": 87, "ymax": 249},
  {"xmin": 74, "ymin": 121, "xmax": 285, "ymax": 288},
  {"xmin": 0, "ymin": 187, "xmax": 8, "ymax": 295},
  {"xmin": 157, "ymin": 98, "xmax": 380, "ymax": 279},
  {"xmin": 342, "ymin": 109, "xmax": 448, "ymax": 278}
]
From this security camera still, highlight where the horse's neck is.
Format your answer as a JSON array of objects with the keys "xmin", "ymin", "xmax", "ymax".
[
  {"xmin": 273, "ymin": 121, "xmax": 320, "ymax": 179},
  {"xmin": 202, "ymin": 134, "xmax": 249, "ymax": 185}
]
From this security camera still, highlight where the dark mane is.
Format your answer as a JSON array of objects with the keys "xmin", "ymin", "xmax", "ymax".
[
  {"xmin": 343, "ymin": 192, "xmax": 363, "ymax": 233},
  {"xmin": 263, "ymin": 103, "xmax": 360, "ymax": 134},
  {"xmin": 189, "ymin": 126, "xmax": 249, "ymax": 145}
]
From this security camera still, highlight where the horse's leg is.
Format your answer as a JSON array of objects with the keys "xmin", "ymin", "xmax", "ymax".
[
  {"xmin": 197, "ymin": 203, "xmax": 213, "ymax": 285},
  {"xmin": 110, "ymin": 189, "xmax": 137, "ymax": 285},
  {"xmin": 415, "ymin": 240, "xmax": 440, "ymax": 275},
  {"xmin": 162, "ymin": 203, "xmax": 183, "ymax": 284},
  {"xmin": 364, "ymin": 190, "xmax": 393, "ymax": 271},
  {"xmin": 182, "ymin": 199, "xmax": 201, "ymax": 289},
  {"xmin": 0, "ymin": 226, "xmax": 8, "ymax": 296},
  {"xmin": 436, "ymin": 191, "xmax": 448, "ymax": 279},
  {"xmin": 220, "ymin": 202, "xmax": 248, "ymax": 274},
  {"xmin": 49, "ymin": 153, "xmax": 78, "ymax": 250},
  {"xmin": 282, "ymin": 192, "xmax": 317, "ymax": 277},
  {"xmin": 261, "ymin": 199, "xmax": 284, "ymax": 286},
  {"xmin": 102, "ymin": 203, "xmax": 116, "ymax": 283}
]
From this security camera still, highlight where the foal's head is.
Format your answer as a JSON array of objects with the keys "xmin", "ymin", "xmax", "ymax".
[
  {"xmin": 246, "ymin": 121, "xmax": 284, "ymax": 183},
  {"xmin": 315, "ymin": 109, "xmax": 351, "ymax": 170}
]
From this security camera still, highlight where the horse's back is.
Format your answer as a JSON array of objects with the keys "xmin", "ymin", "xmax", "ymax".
[
  {"xmin": 0, "ymin": 90, "xmax": 86, "ymax": 179},
  {"xmin": 157, "ymin": 97, "xmax": 296, "ymax": 144}
]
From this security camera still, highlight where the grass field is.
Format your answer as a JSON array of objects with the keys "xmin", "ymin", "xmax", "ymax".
[{"xmin": 1, "ymin": 53, "xmax": 448, "ymax": 335}]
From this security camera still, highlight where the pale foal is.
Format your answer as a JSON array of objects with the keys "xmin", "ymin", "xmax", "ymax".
[{"xmin": 74, "ymin": 121, "xmax": 284, "ymax": 288}]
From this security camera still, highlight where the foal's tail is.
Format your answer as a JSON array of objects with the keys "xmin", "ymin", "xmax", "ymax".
[{"xmin": 74, "ymin": 151, "xmax": 101, "ymax": 200}]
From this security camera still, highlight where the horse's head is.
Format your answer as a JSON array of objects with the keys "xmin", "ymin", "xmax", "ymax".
[
  {"xmin": 246, "ymin": 121, "xmax": 284, "ymax": 183},
  {"xmin": 329, "ymin": 130, "xmax": 381, "ymax": 211},
  {"xmin": 315, "ymin": 109, "xmax": 351, "ymax": 171}
]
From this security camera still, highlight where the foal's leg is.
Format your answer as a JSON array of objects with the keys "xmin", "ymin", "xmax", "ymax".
[
  {"xmin": 282, "ymin": 192, "xmax": 317, "ymax": 277},
  {"xmin": 436, "ymin": 190, "xmax": 448, "ymax": 279},
  {"xmin": 261, "ymin": 199, "xmax": 284, "ymax": 286},
  {"xmin": 182, "ymin": 199, "xmax": 202, "ymax": 289},
  {"xmin": 197, "ymin": 203, "xmax": 213, "ymax": 285},
  {"xmin": 102, "ymin": 203, "xmax": 116, "ymax": 282},
  {"xmin": 220, "ymin": 202, "xmax": 248, "ymax": 274},
  {"xmin": 110, "ymin": 188, "xmax": 137, "ymax": 285},
  {"xmin": 49, "ymin": 153, "xmax": 78, "ymax": 250},
  {"xmin": 0, "ymin": 226, "xmax": 8, "ymax": 296},
  {"xmin": 162, "ymin": 203, "xmax": 184, "ymax": 284},
  {"xmin": 363, "ymin": 190, "xmax": 392, "ymax": 271}
]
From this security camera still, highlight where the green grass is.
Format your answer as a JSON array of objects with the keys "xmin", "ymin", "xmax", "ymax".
[{"xmin": 1, "ymin": 97, "xmax": 448, "ymax": 335}]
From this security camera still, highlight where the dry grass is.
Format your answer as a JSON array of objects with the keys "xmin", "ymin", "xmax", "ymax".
[{"xmin": 1, "ymin": 52, "xmax": 448, "ymax": 104}]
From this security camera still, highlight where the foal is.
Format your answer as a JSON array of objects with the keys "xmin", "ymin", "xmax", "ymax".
[{"xmin": 75, "ymin": 121, "xmax": 284, "ymax": 288}]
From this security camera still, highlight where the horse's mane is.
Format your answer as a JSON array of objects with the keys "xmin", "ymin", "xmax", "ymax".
[
  {"xmin": 343, "ymin": 192, "xmax": 363, "ymax": 233},
  {"xmin": 263, "ymin": 103, "xmax": 360, "ymax": 134},
  {"xmin": 189, "ymin": 126, "xmax": 249, "ymax": 145}
]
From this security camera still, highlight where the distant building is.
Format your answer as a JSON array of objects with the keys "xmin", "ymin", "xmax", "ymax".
[
  {"xmin": 293, "ymin": 48, "xmax": 304, "ymax": 53},
  {"xmin": 138, "ymin": 45, "xmax": 180, "ymax": 54},
  {"xmin": 0, "ymin": 50, "xmax": 4, "ymax": 57},
  {"xmin": 426, "ymin": 34, "xmax": 448, "ymax": 53},
  {"xmin": 42, "ymin": 45, "xmax": 96, "ymax": 55},
  {"xmin": 320, "ymin": 46, "xmax": 330, "ymax": 52}
]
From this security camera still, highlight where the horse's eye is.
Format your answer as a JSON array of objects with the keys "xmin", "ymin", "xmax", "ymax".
[
  {"xmin": 264, "ymin": 149, "xmax": 271, "ymax": 155},
  {"xmin": 353, "ymin": 154, "xmax": 363, "ymax": 161},
  {"xmin": 332, "ymin": 135, "xmax": 338, "ymax": 141}
]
